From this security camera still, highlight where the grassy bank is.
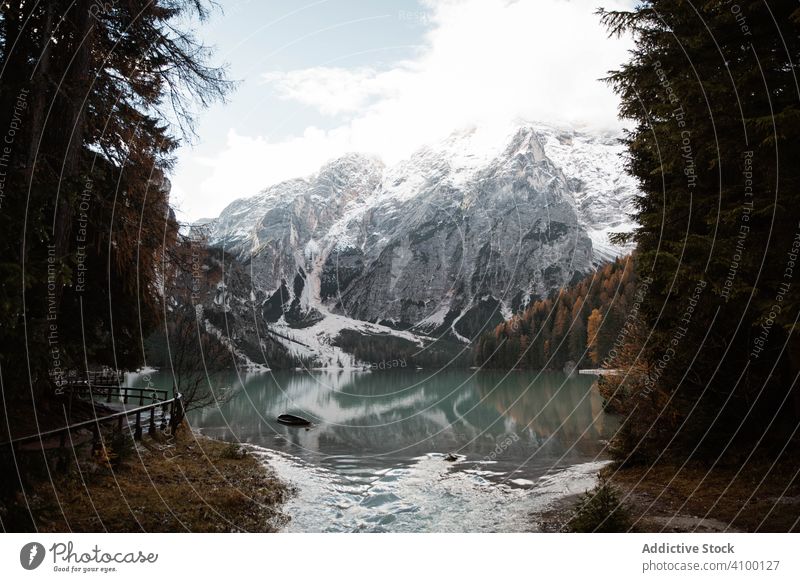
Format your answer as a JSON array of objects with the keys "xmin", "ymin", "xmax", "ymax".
[{"xmin": 6, "ymin": 426, "xmax": 292, "ymax": 532}]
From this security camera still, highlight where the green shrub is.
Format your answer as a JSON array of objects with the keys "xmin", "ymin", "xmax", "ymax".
[
  {"xmin": 219, "ymin": 443, "xmax": 247, "ymax": 460},
  {"xmin": 568, "ymin": 478, "xmax": 631, "ymax": 533}
]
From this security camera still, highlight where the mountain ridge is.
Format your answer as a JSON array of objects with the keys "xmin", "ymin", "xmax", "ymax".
[{"xmin": 194, "ymin": 122, "xmax": 637, "ymax": 367}]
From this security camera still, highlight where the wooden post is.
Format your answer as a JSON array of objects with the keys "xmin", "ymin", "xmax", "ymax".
[
  {"xmin": 134, "ymin": 411, "xmax": 142, "ymax": 441},
  {"xmin": 160, "ymin": 403, "xmax": 168, "ymax": 431},
  {"xmin": 148, "ymin": 408, "xmax": 156, "ymax": 436},
  {"xmin": 138, "ymin": 390, "xmax": 144, "ymax": 406},
  {"xmin": 123, "ymin": 388, "xmax": 129, "ymax": 405},
  {"xmin": 170, "ymin": 396, "xmax": 184, "ymax": 433}
]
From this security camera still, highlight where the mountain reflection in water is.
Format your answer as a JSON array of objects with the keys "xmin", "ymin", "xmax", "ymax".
[{"xmin": 129, "ymin": 368, "xmax": 617, "ymax": 531}]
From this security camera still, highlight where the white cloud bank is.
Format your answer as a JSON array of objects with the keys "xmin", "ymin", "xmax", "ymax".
[{"xmin": 174, "ymin": 0, "xmax": 633, "ymax": 220}]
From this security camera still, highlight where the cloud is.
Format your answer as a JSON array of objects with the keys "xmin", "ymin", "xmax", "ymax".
[
  {"xmin": 175, "ymin": 0, "xmax": 633, "ymax": 220},
  {"xmin": 261, "ymin": 66, "xmax": 410, "ymax": 115}
]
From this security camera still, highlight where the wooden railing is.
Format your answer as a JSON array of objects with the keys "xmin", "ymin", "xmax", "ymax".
[
  {"xmin": 53, "ymin": 367, "xmax": 169, "ymax": 406},
  {"xmin": 0, "ymin": 393, "xmax": 184, "ymax": 454},
  {"xmin": 52, "ymin": 369, "xmax": 125, "ymax": 386},
  {"xmin": 67, "ymin": 384, "xmax": 169, "ymax": 406}
]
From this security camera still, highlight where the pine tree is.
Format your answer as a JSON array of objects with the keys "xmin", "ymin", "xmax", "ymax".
[
  {"xmin": 0, "ymin": 1, "xmax": 231, "ymax": 401},
  {"xmin": 600, "ymin": 1, "xmax": 800, "ymax": 460}
]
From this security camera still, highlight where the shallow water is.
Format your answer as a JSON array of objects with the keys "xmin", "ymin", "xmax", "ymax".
[{"xmin": 128, "ymin": 368, "xmax": 617, "ymax": 532}]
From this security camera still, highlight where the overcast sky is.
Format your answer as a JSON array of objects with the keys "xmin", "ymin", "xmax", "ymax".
[{"xmin": 170, "ymin": 0, "xmax": 634, "ymax": 222}]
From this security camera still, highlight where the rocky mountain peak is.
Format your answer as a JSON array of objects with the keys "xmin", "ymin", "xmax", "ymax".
[{"xmin": 199, "ymin": 122, "xmax": 638, "ymax": 366}]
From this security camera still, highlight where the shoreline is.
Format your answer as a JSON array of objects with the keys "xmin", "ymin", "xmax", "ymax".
[
  {"xmin": 211, "ymin": 439, "xmax": 611, "ymax": 533},
  {"xmin": 539, "ymin": 461, "xmax": 800, "ymax": 533},
  {"xmin": 603, "ymin": 461, "xmax": 799, "ymax": 533},
  {"xmin": 11, "ymin": 413, "xmax": 795, "ymax": 533}
]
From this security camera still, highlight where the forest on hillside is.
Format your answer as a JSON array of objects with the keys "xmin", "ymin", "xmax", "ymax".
[{"xmin": 474, "ymin": 257, "xmax": 640, "ymax": 372}]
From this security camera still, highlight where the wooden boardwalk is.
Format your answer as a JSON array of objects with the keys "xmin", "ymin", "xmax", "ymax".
[{"xmin": 0, "ymin": 376, "xmax": 184, "ymax": 465}]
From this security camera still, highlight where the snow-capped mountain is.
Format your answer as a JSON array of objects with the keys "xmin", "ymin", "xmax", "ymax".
[
  {"xmin": 530, "ymin": 124, "xmax": 637, "ymax": 262},
  {"xmin": 199, "ymin": 122, "xmax": 637, "ymax": 366}
]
